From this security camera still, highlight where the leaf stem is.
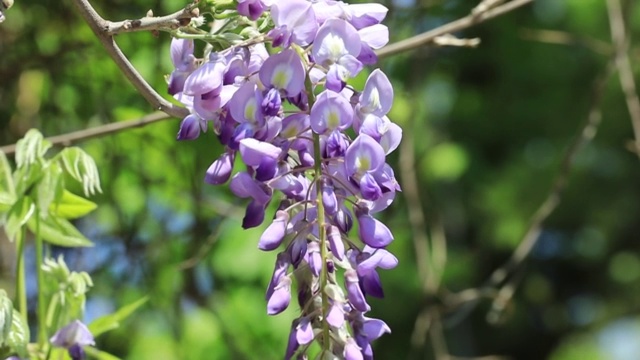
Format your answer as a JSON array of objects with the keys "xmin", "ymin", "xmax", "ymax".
[
  {"xmin": 35, "ymin": 208, "xmax": 48, "ymax": 350},
  {"xmin": 15, "ymin": 226, "xmax": 27, "ymax": 325}
]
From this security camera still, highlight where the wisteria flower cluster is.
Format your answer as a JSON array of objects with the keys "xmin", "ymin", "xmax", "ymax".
[{"xmin": 170, "ymin": 0, "xmax": 402, "ymax": 358}]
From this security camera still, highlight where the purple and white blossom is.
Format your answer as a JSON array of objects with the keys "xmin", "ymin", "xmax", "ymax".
[{"xmin": 168, "ymin": 1, "xmax": 400, "ymax": 358}]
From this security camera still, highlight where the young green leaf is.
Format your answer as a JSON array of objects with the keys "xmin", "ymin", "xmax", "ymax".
[
  {"xmin": 6, "ymin": 309, "xmax": 29, "ymax": 358},
  {"xmin": 57, "ymin": 147, "xmax": 102, "ymax": 196},
  {"xmin": 28, "ymin": 215, "xmax": 93, "ymax": 247},
  {"xmin": 14, "ymin": 129, "xmax": 51, "ymax": 169},
  {"xmin": 4, "ymin": 196, "xmax": 35, "ymax": 242},
  {"xmin": 89, "ymin": 297, "xmax": 148, "ymax": 337},
  {"xmin": 0, "ymin": 151, "xmax": 16, "ymax": 213},
  {"xmin": 50, "ymin": 190, "xmax": 98, "ymax": 219}
]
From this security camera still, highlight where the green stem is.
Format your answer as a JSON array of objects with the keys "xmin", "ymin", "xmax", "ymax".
[
  {"xmin": 305, "ymin": 76, "xmax": 331, "ymax": 354},
  {"xmin": 15, "ymin": 226, "xmax": 27, "ymax": 325},
  {"xmin": 35, "ymin": 209, "xmax": 48, "ymax": 350}
]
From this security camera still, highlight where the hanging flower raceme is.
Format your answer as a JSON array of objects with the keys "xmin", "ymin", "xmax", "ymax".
[{"xmin": 168, "ymin": 0, "xmax": 401, "ymax": 358}]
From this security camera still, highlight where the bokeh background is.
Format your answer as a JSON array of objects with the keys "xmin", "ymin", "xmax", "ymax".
[{"xmin": 2, "ymin": 0, "xmax": 640, "ymax": 359}]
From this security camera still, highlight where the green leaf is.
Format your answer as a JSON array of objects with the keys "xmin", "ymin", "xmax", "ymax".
[
  {"xmin": 57, "ymin": 147, "xmax": 102, "ymax": 196},
  {"xmin": 28, "ymin": 215, "xmax": 93, "ymax": 247},
  {"xmin": 89, "ymin": 297, "xmax": 148, "ymax": 337},
  {"xmin": 84, "ymin": 347, "xmax": 122, "ymax": 360},
  {"xmin": 36, "ymin": 162, "xmax": 63, "ymax": 218},
  {"xmin": 0, "ymin": 151, "xmax": 16, "ymax": 213},
  {"xmin": 50, "ymin": 190, "xmax": 97, "ymax": 219},
  {"xmin": 14, "ymin": 129, "xmax": 51, "ymax": 169},
  {"xmin": 6, "ymin": 309, "xmax": 29, "ymax": 358},
  {"xmin": 0, "ymin": 290, "xmax": 12, "ymax": 347},
  {"xmin": 4, "ymin": 197, "xmax": 35, "ymax": 242}
]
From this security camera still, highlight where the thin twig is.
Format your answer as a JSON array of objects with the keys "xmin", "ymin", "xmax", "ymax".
[
  {"xmin": 606, "ymin": 0, "xmax": 640, "ymax": 156},
  {"xmin": 70, "ymin": 0, "xmax": 189, "ymax": 119},
  {"xmin": 519, "ymin": 28, "xmax": 612, "ymax": 55},
  {"xmin": 376, "ymin": 0, "xmax": 534, "ymax": 59},
  {"xmin": 106, "ymin": 6, "xmax": 199, "ymax": 35},
  {"xmin": 0, "ymin": 112, "xmax": 171, "ymax": 154}
]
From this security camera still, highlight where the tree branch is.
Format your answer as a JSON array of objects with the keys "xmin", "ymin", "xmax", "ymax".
[
  {"xmin": 106, "ymin": 5, "xmax": 199, "ymax": 35},
  {"xmin": 70, "ymin": 0, "xmax": 189, "ymax": 119},
  {"xmin": 606, "ymin": 0, "xmax": 640, "ymax": 157},
  {"xmin": 376, "ymin": 0, "xmax": 534, "ymax": 59},
  {"xmin": 0, "ymin": 112, "xmax": 171, "ymax": 154}
]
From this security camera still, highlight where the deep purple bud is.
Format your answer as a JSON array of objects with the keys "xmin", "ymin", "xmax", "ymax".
[
  {"xmin": 262, "ymin": 88, "xmax": 282, "ymax": 116},
  {"xmin": 345, "ymin": 269, "xmax": 370, "ymax": 312},
  {"xmin": 243, "ymin": 199, "xmax": 269, "ymax": 229},
  {"xmin": 361, "ymin": 271, "xmax": 384, "ymax": 298},
  {"xmin": 237, "ymin": 0, "xmax": 266, "ymax": 20},
  {"xmin": 334, "ymin": 203, "xmax": 353, "ymax": 234},
  {"xmin": 259, "ymin": 210, "xmax": 289, "ymax": 251},
  {"xmin": 287, "ymin": 91, "xmax": 309, "ymax": 111},
  {"xmin": 285, "ymin": 323, "xmax": 300, "ymax": 360},
  {"xmin": 204, "ymin": 152, "xmax": 235, "ymax": 185},
  {"xmin": 290, "ymin": 235, "xmax": 308, "ymax": 268},
  {"xmin": 68, "ymin": 344, "xmax": 86, "ymax": 360},
  {"xmin": 267, "ymin": 275, "xmax": 291, "ymax": 315},
  {"xmin": 177, "ymin": 114, "xmax": 205, "ymax": 140},
  {"xmin": 322, "ymin": 180, "xmax": 338, "ymax": 215}
]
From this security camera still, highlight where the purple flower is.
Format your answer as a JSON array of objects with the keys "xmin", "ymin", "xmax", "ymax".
[
  {"xmin": 168, "ymin": 38, "xmax": 197, "ymax": 95},
  {"xmin": 310, "ymin": 90, "xmax": 353, "ymax": 134},
  {"xmin": 50, "ymin": 320, "xmax": 95, "ymax": 360},
  {"xmin": 259, "ymin": 210, "xmax": 289, "ymax": 251},
  {"xmin": 204, "ymin": 152, "xmax": 235, "ymax": 185},
  {"xmin": 259, "ymin": 49, "xmax": 306, "ymax": 97},
  {"xmin": 237, "ymin": 0, "xmax": 268, "ymax": 20},
  {"xmin": 177, "ymin": 114, "xmax": 206, "ymax": 140},
  {"xmin": 269, "ymin": 0, "xmax": 318, "ymax": 47},
  {"xmin": 312, "ymin": 18, "xmax": 363, "ymax": 91}
]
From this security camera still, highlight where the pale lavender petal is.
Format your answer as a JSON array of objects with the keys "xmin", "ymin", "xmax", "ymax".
[
  {"xmin": 295, "ymin": 317, "xmax": 314, "ymax": 345},
  {"xmin": 357, "ymin": 45, "xmax": 377, "ymax": 66},
  {"xmin": 322, "ymin": 181, "xmax": 338, "ymax": 215},
  {"xmin": 347, "ymin": 3, "xmax": 388, "ymax": 29},
  {"xmin": 266, "ymin": 252, "xmax": 290, "ymax": 300},
  {"xmin": 249, "ymin": 43, "xmax": 269, "ymax": 74},
  {"xmin": 326, "ymin": 300, "xmax": 345, "ymax": 328},
  {"xmin": 229, "ymin": 82, "xmax": 265, "ymax": 126},
  {"xmin": 357, "ymin": 213, "xmax": 393, "ymax": 248},
  {"xmin": 362, "ymin": 317, "xmax": 391, "ymax": 340},
  {"xmin": 267, "ymin": 276, "xmax": 291, "ymax": 315},
  {"xmin": 280, "ymin": 113, "xmax": 309, "ymax": 139},
  {"xmin": 50, "ymin": 320, "xmax": 95, "ymax": 348},
  {"xmin": 380, "ymin": 119, "xmax": 402, "ymax": 155},
  {"xmin": 183, "ymin": 54, "xmax": 226, "ymax": 96},
  {"xmin": 327, "ymin": 225, "xmax": 345, "ymax": 261},
  {"xmin": 360, "ymin": 69, "xmax": 393, "ymax": 116},
  {"xmin": 259, "ymin": 210, "xmax": 289, "ymax": 251},
  {"xmin": 312, "ymin": 18, "xmax": 362, "ymax": 66},
  {"xmin": 344, "ymin": 338, "xmax": 363, "ymax": 360},
  {"xmin": 307, "ymin": 241, "xmax": 322, "ymax": 277},
  {"xmin": 312, "ymin": 0, "xmax": 347, "ymax": 25},
  {"xmin": 310, "ymin": 90, "xmax": 354, "ymax": 134},
  {"xmin": 204, "ymin": 152, "xmax": 235, "ymax": 185},
  {"xmin": 259, "ymin": 49, "xmax": 305, "ymax": 96},
  {"xmin": 345, "ymin": 134, "xmax": 386, "ymax": 176},
  {"xmin": 270, "ymin": 0, "xmax": 318, "ymax": 46},
  {"xmin": 338, "ymin": 54, "xmax": 363, "ymax": 78},
  {"xmin": 358, "ymin": 24, "xmax": 389, "ymax": 49},
  {"xmin": 239, "ymin": 138, "xmax": 282, "ymax": 167},
  {"xmin": 345, "ymin": 269, "xmax": 370, "ymax": 312},
  {"xmin": 369, "ymin": 190, "xmax": 396, "ymax": 214},
  {"xmin": 170, "ymin": 38, "xmax": 194, "ymax": 68},
  {"xmin": 358, "ymin": 248, "xmax": 398, "ymax": 273}
]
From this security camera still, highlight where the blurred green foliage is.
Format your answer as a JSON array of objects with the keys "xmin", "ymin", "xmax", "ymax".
[{"xmin": 2, "ymin": 0, "xmax": 640, "ymax": 359}]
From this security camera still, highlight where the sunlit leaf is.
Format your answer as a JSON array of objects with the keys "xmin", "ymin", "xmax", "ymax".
[
  {"xmin": 57, "ymin": 147, "xmax": 102, "ymax": 196},
  {"xmin": 36, "ymin": 162, "xmax": 63, "ymax": 218},
  {"xmin": 4, "ymin": 196, "xmax": 35, "ymax": 242},
  {"xmin": 28, "ymin": 215, "xmax": 93, "ymax": 247},
  {"xmin": 14, "ymin": 129, "xmax": 51, "ymax": 169},
  {"xmin": 0, "ymin": 151, "xmax": 16, "ymax": 213},
  {"xmin": 6, "ymin": 309, "xmax": 29, "ymax": 358},
  {"xmin": 89, "ymin": 297, "xmax": 149, "ymax": 337},
  {"xmin": 50, "ymin": 190, "xmax": 98, "ymax": 219},
  {"xmin": 0, "ymin": 290, "xmax": 12, "ymax": 348}
]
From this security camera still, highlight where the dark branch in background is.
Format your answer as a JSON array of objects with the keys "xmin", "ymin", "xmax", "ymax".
[
  {"xmin": 70, "ymin": 0, "xmax": 190, "ymax": 119},
  {"xmin": 376, "ymin": 0, "xmax": 534, "ymax": 59},
  {"xmin": 606, "ymin": 0, "xmax": 640, "ymax": 157},
  {"xmin": 2, "ymin": 0, "xmax": 534, "ymax": 155},
  {"xmin": 445, "ymin": 58, "xmax": 617, "ymax": 326},
  {"xmin": 0, "ymin": 112, "xmax": 171, "ymax": 154}
]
